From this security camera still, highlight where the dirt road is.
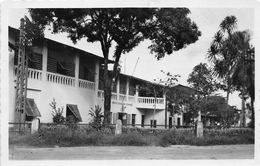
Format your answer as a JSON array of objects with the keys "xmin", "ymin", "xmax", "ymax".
[{"xmin": 9, "ymin": 144, "xmax": 254, "ymax": 160}]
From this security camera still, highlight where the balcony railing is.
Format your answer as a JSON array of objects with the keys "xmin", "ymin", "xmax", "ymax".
[
  {"xmin": 119, "ymin": 94, "xmax": 126, "ymax": 101},
  {"xmin": 136, "ymin": 97, "xmax": 165, "ymax": 109},
  {"xmin": 78, "ymin": 79, "xmax": 95, "ymax": 91},
  {"xmin": 98, "ymin": 91, "xmax": 118, "ymax": 100},
  {"xmin": 47, "ymin": 72, "xmax": 75, "ymax": 87},
  {"xmin": 128, "ymin": 95, "xmax": 135, "ymax": 103},
  {"xmin": 28, "ymin": 69, "xmax": 42, "ymax": 80},
  {"xmin": 14, "ymin": 67, "xmax": 42, "ymax": 81},
  {"xmin": 111, "ymin": 93, "xmax": 117, "ymax": 100}
]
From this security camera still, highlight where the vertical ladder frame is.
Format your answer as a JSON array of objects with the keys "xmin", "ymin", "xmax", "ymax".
[{"xmin": 14, "ymin": 18, "xmax": 28, "ymax": 131}]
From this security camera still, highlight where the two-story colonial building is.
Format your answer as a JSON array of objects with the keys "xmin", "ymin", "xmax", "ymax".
[{"xmin": 8, "ymin": 26, "xmax": 184, "ymax": 129}]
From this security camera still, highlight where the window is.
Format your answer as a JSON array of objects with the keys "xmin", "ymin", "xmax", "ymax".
[
  {"xmin": 118, "ymin": 113, "xmax": 127, "ymax": 125},
  {"xmin": 25, "ymin": 98, "xmax": 41, "ymax": 121},
  {"xmin": 129, "ymin": 86, "xmax": 135, "ymax": 96},
  {"xmin": 132, "ymin": 114, "xmax": 136, "ymax": 127},
  {"xmin": 14, "ymin": 50, "xmax": 43, "ymax": 70},
  {"xmin": 47, "ymin": 44, "xmax": 75, "ymax": 77},
  {"xmin": 57, "ymin": 61, "xmax": 68, "ymax": 75},
  {"xmin": 66, "ymin": 104, "xmax": 82, "ymax": 122},
  {"xmin": 79, "ymin": 58, "xmax": 95, "ymax": 82},
  {"xmin": 150, "ymin": 120, "xmax": 157, "ymax": 128},
  {"xmin": 119, "ymin": 76, "xmax": 127, "ymax": 94},
  {"xmin": 110, "ymin": 112, "xmax": 113, "ymax": 124},
  {"xmin": 112, "ymin": 78, "xmax": 117, "ymax": 93},
  {"xmin": 141, "ymin": 115, "xmax": 145, "ymax": 127},
  {"xmin": 98, "ymin": 69, "xmax": 104, "ymax": 90},
  {"xmin": 177, "ymin": 117, "xmax": 181, "ymax": 126},
  {"xmin": 169, "ymin": 117, "xmax": 172, "ymax": 129},
  {"xmin": 27, "ymin": 52, "xmax": 43, "ymax": 70}
]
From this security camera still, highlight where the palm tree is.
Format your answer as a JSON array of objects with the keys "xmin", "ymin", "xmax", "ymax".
[
  {"xmin": 207, "ymin": 15, "xmax": 238, "ymax": 104},
  {"xmin": 230, "ymin": 31, "xmax": 254, "ymax": 127},
  {"xmin": 88, "ymin": 105, "xmax": 104, "ymax": 130},
  {"xmin": 207, "ymin": 16, "xmax": 254, "ymax": 127}
]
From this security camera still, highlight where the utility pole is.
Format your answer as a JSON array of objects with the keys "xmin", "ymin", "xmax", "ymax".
[{"xmin": 14, "ymin": 18, "xmax": 29, "ymax": 131}]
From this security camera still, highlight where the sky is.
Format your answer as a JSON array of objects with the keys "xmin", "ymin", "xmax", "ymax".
[{"xmin": 7, "ymin": 6, "xmax": 255, "ymax": 108}]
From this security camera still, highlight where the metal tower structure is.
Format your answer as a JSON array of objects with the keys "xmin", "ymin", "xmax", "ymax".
[{"xmin": 14, "ymin": 18, "xmax": 29, "ymax": 130}]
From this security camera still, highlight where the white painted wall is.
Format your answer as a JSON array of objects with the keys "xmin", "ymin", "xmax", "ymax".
[{"xmin": 8, "ymin": 31, "xmax": 169, "ymax": 127}]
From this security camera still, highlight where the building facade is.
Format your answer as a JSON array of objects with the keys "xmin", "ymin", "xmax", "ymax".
[{"xmin": 8, "ymin": 27, "xmax": 183, "ymax": 128}]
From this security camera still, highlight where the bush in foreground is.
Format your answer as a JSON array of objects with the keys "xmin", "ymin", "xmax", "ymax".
[
  {"xmin": 9, "ymin": 126, "xmax": 254, "ymax": 148},
  {"xmin": 157, "ymin": 128, "xmax": 254, "ymax": 147}
]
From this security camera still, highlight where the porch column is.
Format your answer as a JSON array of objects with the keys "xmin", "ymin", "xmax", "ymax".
[
  {"xmin": 126, "ymin": 78, "xmax": 129, "ymax": 102},
  {"xmin": 117, "ymin": 76, "xmax": 120, "ymax": 101},
  {"xmin": 75, "ymin": 53, "xmax": 80, "ymax": 88},
  {"xmin": 41, "ymin": 42, "xmax": 48, "ymax": 83},
  {"xmin": 164, "ymin": 94, "xmax": 167, "ymax": 129},
  {"xmin": 94, "ymin": 59, "xmax": 99, "ymax": 106},
  {"xmin": 135, "ymin": 84, "xmax": 139, "ymax": 103}
]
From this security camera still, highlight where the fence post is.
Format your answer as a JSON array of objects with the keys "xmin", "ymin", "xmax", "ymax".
[
  {"xmin": 195, "ymin": 121, "xmax": 203, "ymax": 138},
  {"xmin": 115, "ymin": 119, "xmax": 122, "ymax": 135},
  {"xmin": 31, "ymin": 118, "xmax": 40, "ymax": 134}
]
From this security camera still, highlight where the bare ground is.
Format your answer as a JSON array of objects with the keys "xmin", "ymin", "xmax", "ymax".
[{"xmin": 9, "ymin": 144, "xmax": 254, "ymax": 160}]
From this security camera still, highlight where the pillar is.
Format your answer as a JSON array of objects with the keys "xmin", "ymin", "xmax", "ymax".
[
  {"xmin": 94, "ymin": 59, "xmax": 99, "ymax": 106},
  {"xmin": 74, "ymin": 53, "xmax": 80, "ymax": 88},
  {"xmin": 135, "ymin": 84, "xmax": 139, "ymax": 103},
  {"xmin": 116, "ymin": 75, "xmax": 120, "ymax": 100},
  {"xmin": 31, "ymin": 118, "xmax": 40, "ymax": 134},
  {"xmin": 126, "ymin": 78, "xmax": 129, "ymax": 102},
  {"xmin": 164, "ymin": 95, "xmax": 167, "ymax": 129},
  {"xmin": 115, "ymin": 119, "xmax": 122, "ymax": 135},
  {"xmin": 41, "ymin": 42, "xmax": 48, "ymax": 83}
]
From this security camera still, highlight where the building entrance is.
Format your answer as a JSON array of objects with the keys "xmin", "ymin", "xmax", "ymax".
[
  {"xmin": 169, "ymin": 117, "xmax": 172, "ymax": 128},
  {"xmin": 118, "ymin": 113, "xmax": 127, "ymax": 125}
]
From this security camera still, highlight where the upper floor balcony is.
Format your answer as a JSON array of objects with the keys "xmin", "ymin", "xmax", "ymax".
[
  {"xmin": 136, "ymin": 96, "xmax": 165, "ymax": 109},
  {"xmin": 13, "ymin": 66, "xmax": 96, "ymax": 91},
  {"xmin": 98, "ymin": 90, "xmax": 165, "ymax": 109}
]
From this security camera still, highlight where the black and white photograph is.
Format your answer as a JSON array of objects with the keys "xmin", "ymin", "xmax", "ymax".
[{"xmin": 1, "ymin": 0, "xmax": 259, "ymax": 165}]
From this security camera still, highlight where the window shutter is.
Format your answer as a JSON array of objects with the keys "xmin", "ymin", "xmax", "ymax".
[
  {"xmin": 112, "ymin": 113, "xmax": 117, "ymax": 124},
  {"xmin": 110, "ymin": 112, "xmax": 112, "ymax": 124},
  {"xmin": 126, "ymin": 114, "xmax": 131, "ymax": 126}
]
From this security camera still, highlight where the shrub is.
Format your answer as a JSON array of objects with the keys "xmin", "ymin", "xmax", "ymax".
[
  {"xmin": 88, "ymin": 105, "xmax": 104, "ymax": 131},
  {"xmin": 108, "ymin": 133, "xmax": 150, "ymax": 146},
  {"xmin": 10, "ymin": 124, "xmax": 254, "ymax": 148},
  {"xmin": 49, "ymin": 98, "xmax": 65, "ymax": 124}
]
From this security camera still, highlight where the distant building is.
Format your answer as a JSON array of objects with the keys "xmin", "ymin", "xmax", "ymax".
[{"xmin": 8, "ymin": 26, "xmax": 184, "ymax": 129}]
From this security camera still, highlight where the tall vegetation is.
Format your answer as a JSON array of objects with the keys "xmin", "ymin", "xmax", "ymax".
[
  {"xmin": 187, "ymin": 63, "xmax": 218, "ymax": 123},
  {"xmin": 28, "ymin": 8, "xmax": 201, "ymax": 127},
  {"xmin": 88, "ymin": 105, "xmax": 104, "ymax": 131},
  {"xmin": 207, "ymin": 15, "xmax": 254, "ymax": 127},
  {"xmin": 49, "ymin": 98, "xmax": 65, "ymax": 124}
]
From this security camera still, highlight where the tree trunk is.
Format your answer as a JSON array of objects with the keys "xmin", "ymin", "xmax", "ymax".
[
  {"xmin": 153, "ymin": 88, "xmax": 156, "ymax": 128},
  {"xmin": 241, "ymin": 88, "xmax": 246, "ymax": 127},
  {"xmin": 102, "ymin": 45, "xmax": 123, "ymax": 128},
  {"xmin": 250, "ymin": 97, "xmax": 254, "ymax": 128},
  {"xmin": 100, "ymin": 41, "xmax": 111, "ymax": 128},
  {"xmin": 103, "ymin": 77, "xmax": 112, "ymax": 127},
  {"xmin": 226, "ymin": 83, "xmax": 231, "ymax": 127}
]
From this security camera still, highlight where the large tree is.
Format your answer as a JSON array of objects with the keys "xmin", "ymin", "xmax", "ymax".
[
  {"xmin": 207, "ymin": 15, "xmax": 238, "ymax": 103},
  {"xmin": 187, "ymin": 63, "xmax": 217, "ymax": 96},
  {"xmin": 205, "ymin": 95, "xmax": 240, "ymax": 127},
  {"xmin": 207, "ymin": 15, "xmax": 254, "ymax": 127},
  {"xmin": 229, "ymin": 31, "xmax": 255, "ymax": 127},
  {"xmin": 187, "ymin": 63, "xmax": 218, "ymax": 123},
  {"xmin": 29, "ymin": 8, "xmax": 201, "ymax": 126}
]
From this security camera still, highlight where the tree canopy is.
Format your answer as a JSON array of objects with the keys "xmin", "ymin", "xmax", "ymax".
[
  {"xmin": 207, "ymin": 15, "xmax": 254, "ymax": 127},
  {"xmin": 205, "ymin": 95, "xmax": 240, "ymax": 126},
  {"xmin": 187, "ymin": 63, "xmax": 217, "ymax": 96},
  {"xmin": 29, "ymin": 8, "xmax": 201, "ymax": 126}
]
